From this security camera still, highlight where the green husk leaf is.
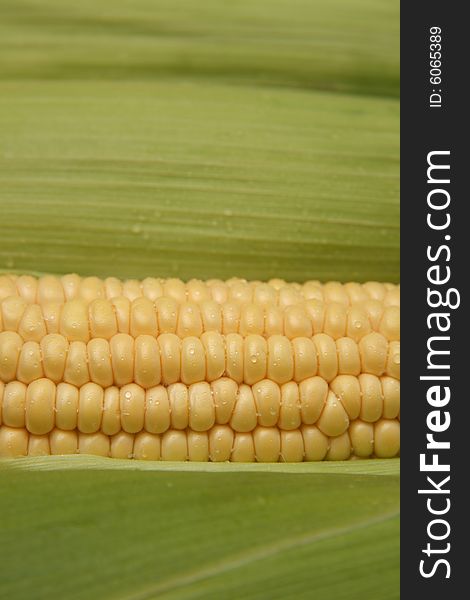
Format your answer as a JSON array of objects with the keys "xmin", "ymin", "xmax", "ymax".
[
  {"xmin": 0, "ymin": 0, "xmax": 399, "ymax": 283},
  {"xmin": 0, "ymin": 459, "xmax": 399, "ymax": 599}
]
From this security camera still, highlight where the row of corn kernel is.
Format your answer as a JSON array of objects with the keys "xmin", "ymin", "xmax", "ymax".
[
  {"xmin": 0, "ymin": 275, "xmax": 400, "ymax": 308},
  {"xmin": 0, "ymin": 419, "xmax": 400, "ymax": 461},
  {"xmin": 0, "ymin": 295, "xmax": 399, "ymax": 342},
  {"xmin": 0, "ymin": 330, "xmax": 400, "ymax": 388},
  {"xmin": 0, "ymin": 375, "xmax": 399, "ymax": 437}
]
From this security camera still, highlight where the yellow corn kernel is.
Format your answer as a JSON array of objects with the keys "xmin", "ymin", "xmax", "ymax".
[
  {"xmin": 168, "ymin": 382, "xmax": 189, "ymax": 430},
  {"xmin": 0, "ymin": 426, "xmax": 28, "ymax": 457},
  {"xmin": 374, "ymin": 419, "xmax": 400, "ymax": 458},
  {"xmin": 50, "ymin": 428, "xmax": 78, "ymax": 455},
  {"xmin": 79, "ymin": 277, "xmax": 105, "ymax": 303},
  {"xmin": 64, "ymin": 341, "xmax": 89, "ymax": 387},
  {"xmin": 336, "ymin": 337, "xmax": 361, "ymax": 375},
  {"xmin": 101, "ymin": 386, "xmax": 120, "ymax": 436},
  {"xmin": 15, "ymin": 275, "xmax": 38, "ymax": 304},
  {"xmin": 212, "ymin": 377, "xmax": 237, "ymax": 424},
  {"xmin": 225, "ymin": 333, "xmax": 244, "ymax": 383},
  {"xmin": 267, "ymin": 335, "xmax": 294, "ymax": 384},
  {"xmin": 78, "ymin": 383, "xmax": 104, "ymax": 434},
  {"xmin": 230, "ymin": 384, "xmax": 257, "ymax": 432},
  {"xmin": 61, "ymin": 274, "xmax": 82, "ymax": 301},
  {"xmin": 181, "ymin": 336, "xmax": 205, "ymax": 385},
  {"xmin": 253, "ymin": 426, "xmax": 281, "ymax": 462},
  {"xmin": 199, "ymin": 300, "xmax": 222, "ymax": 333},
  {"xmin": 292, "ymin": 337, "xmax": 317, "ymax": 381},
  {"xmin": 110, "ymin": 431, "xmax": 134, "ymax": 459},
  {"xmin": 38, "ymin": 275, "xmax": 65, "ymax": 305},
  {"xmin": 201, "ymin": 332, "xmax": 225, "ymax": 382},
  {"xmin": 1, "ymin": 296, "xmax": 27, "ymax": 331},
  {"xmin": 301, "ymin": 425, "xmax": 329, "ymax": 461},
  {"xmin": 349, "ymin": 420, "xmax": 374, "ymax": 457},
  {"xmin": 239, "ymin": 303, "xmax": 264, "ymax": 336},
  {"xmin": 316, "ymin": 390, "xmax": 350, "ymax": 437},
  {"xmin": 26, "ymin": 378, "xmax": 55, "ymax": 435},
  {"xmin": 187, "ymin": 430, "xmax": 209, "ymax": 461},
  {"xmin": 144, "ymin": 386, "xmax": 170, "ymax": 434},
  {"xmin": 359, "ymin": 374, "xmax": 383, "ymax": 423},
  {"xmin": 313, "ymin": 333, "xmax": 338, "ymax": 382},
  {"xmin": 280, "ymin": 429, "xmax": 304, "ymax": 462},
  {"xmin": 0, "ymin": 331, "xmax": 23, "ymax": 382},
  {"xmin": 243, "ymin": 334, "xmax": 267, "ymax": 385},
  {"xmin": 110, "ymin": 334, "xmax": 134, "ymax": 386},
  {"xmin": 359, "ymin": 332, "xmax": 388, "ymax": 376},
  {"xmin": 42, "ymin": 302, "xmax": 62, "ymax": 334},
  {"xmin": 59, "ymin": 299, "xmax": 89, "ymax": 343},
  {"xmin": 89, "ymin": 299, "xmax": 118, "ymax": 339},
  {"xmin": 134, "ymin": 335, "xmax": 161, "ymax": 388},
  {"xmin": 2, "ymin": 381, "xmax": 26, "ymax": 428},
  {"xmin": 186, "ymin": 279, "xmax": 211, "ymax": 304},
  {"xmin": 161, "ymin": 429, "xmax": 187, "ymax": 461},
  {"xmin": 386, "ymin": 340, "xmax": 401, "ymax": 379},
  {"xmin": 28, "ymin": 434, "xmax": 51, "ymax": 456},
  {"xmin": 330, "ymin": 375, "xmax": 361, "ymax": 420},
  {"xmin": 381, "ymin": 376, "xmax": 400, "ymax": 419},
  {"xmin": 278, "ymin": 382, "xmax": 301, "ymax": 430},
  {"xmin": 120, "ymin": 384, "xmax": 145, "ymax": 434},
  {"xmin": 158, "ymin": 333, "xmax": 181, "ymax": 385},
  {"xmin": 299, "ymin": 376, "xmax": 328, "ymax": 424},
  {"xmin": 253, "ymin": 379, "xmax": 280, "ymax": 427},
  {"xmin": 133, "ymin": 431, "xmax": 161, "ymax": 460},
  {"xmin": 231, "ymin": 432, "xmax": 255, "ymax": 462},
  {"xmin": 209, "ymin": 425, "xmax": 233, "ymax": 461},
  {"xmin": 17, "ymin": 341, "xmax": 43, "ymax": 384},
  {"xmin": 189, "ymin": 382, "xmax": 215, "ymax": 432},
  {"xmin": 122, "ymin": 279, "xmax": 142, "ymax": 302},
  {"xmin": 175, "ymin": 302, "xmax": 203, "ymax": 338},
  {"xmin": 87, "ymin": 338, "xmax": 113, "ymax": 388},
  {"xmin": 326, "ymin": 431, "xmax": 351, "ymax": 461},
  {"xmin": 41, "ymin": 334, "xmax": 68, "ymax": 383},
  {"xmin": 110, "ymin": 296, "xmax": 131, "ymax": 334},
  {"xmin": 55, "ymin": 383, "xmax": 79, "ymax": 430},
  {"xmin": 79, "ymin": 432, "xmax": 110, "ymax": 457},
  {"xmin": 323, "ymin": 303, "xmax": 348, "ymax": 339},
  {"xmin": 18, "ymin": 304, "xmax": 47, "ymax": 342}
]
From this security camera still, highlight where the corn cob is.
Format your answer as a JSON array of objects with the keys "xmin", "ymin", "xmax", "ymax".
[
  {"xmin": 0, "ymin": 275, "xmax": 400, "ymax": 307},
  {"xmin": 0, "ymin": 295, "xmax": 399, "ymax": 341},
  {"xmin": 0, "ymin": 375, "xmax": 399, "ymax": 434},
  {"xmin": 0, "ymin": 274, "xmax": 400, "ymax": 462}
]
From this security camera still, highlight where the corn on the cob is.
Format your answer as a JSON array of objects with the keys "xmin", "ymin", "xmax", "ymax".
[
  {"xmin": 0, "ymin": 295, "xmax": 400, "ymax": 341},
  {"xmin": 0, "ymin": 275, "xmax": 400, "ymax": 306},
  {"xmin": 0, "ymin": 331, "xmax": 400, "ymax": 386},
  {"xmin": 0, "ymin": 375, "xmax": 399, "ymax": 435},
  {"xmin": 0, "ymin": 419, "xmax": 400, "ymax": 461},
  {"xmin": 0, "ymin": 274, "xmax": 400, "ymax": 462}
]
